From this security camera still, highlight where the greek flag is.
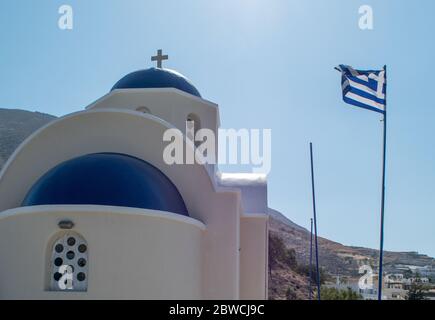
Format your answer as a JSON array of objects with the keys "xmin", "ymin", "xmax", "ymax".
[{"xmin": 336, "ymin": 65, "xmax": 386, "ymax": 114}]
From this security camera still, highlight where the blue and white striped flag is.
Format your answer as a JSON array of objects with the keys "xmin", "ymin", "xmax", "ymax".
[{"xmin": 336, "ymin": 65, "xmax": 386, "ymax": 114}]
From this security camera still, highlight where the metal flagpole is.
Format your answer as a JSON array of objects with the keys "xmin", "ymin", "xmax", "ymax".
[
  {"xmin": 310, "ymin": 142, "xmax": 321, "ymax": 300},
  {"xmin": 308, "ymin": 218, "xmax": 313, "ymax": 300},
  {"xmin": 377, "ymin": 65, "xmax": 388, "ymax": 301}
]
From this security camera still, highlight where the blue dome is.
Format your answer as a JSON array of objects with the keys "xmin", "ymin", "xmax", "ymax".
[
  {"xmin": 22, "ymin": 153, "xmax": 189, "ymax": 216},
  {"xmin": 111, "ymin": 68, "xmax": 201, "ymax": 97}
]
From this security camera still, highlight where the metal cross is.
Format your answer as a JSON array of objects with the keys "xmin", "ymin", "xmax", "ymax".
[{"xmin": 151, "ymin": 49, "xmax": 168, "ymax": 68}]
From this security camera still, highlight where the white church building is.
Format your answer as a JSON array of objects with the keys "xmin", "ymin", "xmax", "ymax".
[{"xmin": 0, "ymin": 52, "xmax": 269, "ymax": 299}]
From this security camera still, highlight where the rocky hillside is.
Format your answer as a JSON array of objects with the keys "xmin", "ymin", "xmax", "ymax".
[
  {"xmin": 268, "ymin": 232, "xmax": 313, "ymax": 300},
  {"xmin": 0, "ymin": 108, "xmax": 56, "ymax": 170},
  {"xmin": 268, "ymin": 208, "xmax": 435, "ymax": 299},
  {"xmin": 269, "ymin": 208, "xmax": 434, "ymax": 278}
]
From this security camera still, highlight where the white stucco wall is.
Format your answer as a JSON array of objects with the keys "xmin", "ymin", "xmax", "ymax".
[
  {"xmin": 239, "ymin": 215, "xmax": 269, "ymax": 299},
  {"xmin": 87, "ymin": 89, "xmax": 219, "ymax": 179},
  {"xmin": 87, "ymin": 89, "xmax": 219, "ymax": 135},
  {"xmin": 0, "ymin": 205, "xmax": 205, "ymax": 299}
]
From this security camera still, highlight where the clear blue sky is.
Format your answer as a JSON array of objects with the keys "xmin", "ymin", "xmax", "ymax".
[{"xmin": 1, "ymin": 0, "xmax": 434, "ymax": 257}]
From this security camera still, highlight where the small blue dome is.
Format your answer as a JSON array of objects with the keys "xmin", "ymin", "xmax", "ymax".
[
  {"xmin": 111, "ymin": 68, "xmax": 201, "ymax": 98},
  {"xmin": 22, "ymin": 153, "xmax": 189, "ymax": 216}
]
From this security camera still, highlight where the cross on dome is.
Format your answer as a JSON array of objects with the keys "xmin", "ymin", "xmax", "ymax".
[{"xmin": 151, "ymin": 49, "xmax": 169, "ymax": 68}]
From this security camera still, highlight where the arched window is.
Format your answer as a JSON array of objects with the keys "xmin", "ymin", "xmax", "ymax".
[
  {"xmin": 186, "ymin": 113, "xmax": 201, "ymax": 147},
  {"xmin": 136, "ymin": 106, "xmax": 151, "ymax": 114},
  {"xmin": 49, "ymin": 232, "xmax": 88, "ymax": 292}
]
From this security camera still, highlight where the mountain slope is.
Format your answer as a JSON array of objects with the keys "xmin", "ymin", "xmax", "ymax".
[
  {"xmin": 0, "ymin": 108, "xmax": 56, "ymax": 170},
  {"xmin": 269, "ymin": 208, "xmax": 435, "ymax": 278},
  {"xmin": 268, "ymin": 231, "xmax": 312, "ymax": 300}
]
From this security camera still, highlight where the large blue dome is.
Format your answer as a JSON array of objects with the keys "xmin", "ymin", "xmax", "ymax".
[
  {"xmin": 111, "ymin": 68, "xmax": 201, "ymax": 98},
  {"xmin": 22, "ymin": 153, "xmax": 189, "ymax": 216}
]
